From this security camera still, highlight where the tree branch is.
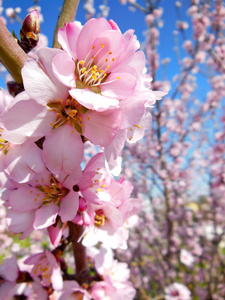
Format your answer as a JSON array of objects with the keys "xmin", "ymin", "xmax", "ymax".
[
  {"xmin": 68, "ymin": 222, "xmax": 90, "ymax": 285},
  {"xmin": 52, "ymin": 0, "xmax": 80, "ymax": 48},
  {"xmin": 0, "ymin": 18, "xmax": 28, "ymax": 84}
]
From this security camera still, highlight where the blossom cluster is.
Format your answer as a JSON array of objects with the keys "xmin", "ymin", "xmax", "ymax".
[{"xmin": 0, "ymin": 17, "xmax": 165, "ymax": 299}]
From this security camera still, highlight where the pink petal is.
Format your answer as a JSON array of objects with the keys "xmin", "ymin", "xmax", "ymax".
[
  {"xmin": 101, "ymin": 72, "xmax": 136, "ymax": 99},
  {"xmin": 51, "ymin": 265, "xmax": 63, "ymax": 291},
  {"xmin": 4, "ymin": 142, "xmax": 46, "ymax": 183},
  {"xmin": 37, "ymin": 47, "xmax": 70, "ymax": 95},
  {"xmin": 52, "ymin": 53, "xmax": 76, "ymax": 87},
  {"xmin": 119, "ymin": 94, "xmax": 147, "ymax": 130},
  {"xmin": 0, "ymin": 281, "xmax": 15, "ymax": 300},
  {"xmin": 78, "ymin": 171, "xmax": 95, "ymax": 191},
  {"xmin": 0, "ymin": 254, "xmax": 19, "ymax": 282},
  {"xmin": 62, "ymin": 168, "xmax": 82, "ymax": 189},
  {"xmin": 69, "ymin": 88, "xmax": 119, "ymax": 111},
  {"xmin": 104, "ymin": 130, "xmax": 127, "ymax": 167},
  {"xmin": 76, "ymin": 18, "xmax": 112, "ymax": 60},
  {"xmin": 92, "ymin": 30, "xmax": 125, "ymax": 72},
  {"xmin": 22, "ymin": 58, "xmax": 68, "ymax": 106},
  {"xmin": 45, "ymin": 249, "xmax": 57, "ymax": 267},
  {"xmin": 43, "ymin": 125, "xmax": 84, "ymax": 174},
  {"xmin": 82, "ymin": 109, "xmax": 120, "ymax": 147},
  {"xmin": 112, "ymin": 51, "xmax": 145, "ymax": 79},
  {"xmin": 59, "ymin": 191, "xmax": 79, "ymax": 222},
  {"xmin": 1, "ymin": 98, "xmax": 54, "ymax": 144},
  {"xmin": 33, "ymin": 203, "xmax": 59, "ymax": 229},
  {"xmin": 58, "ymin": 21, "xmax": 82, "ymax": 58},
  {"xmin": 6, "ymin": 209, "xmax": 35, "ymax": 236},
  {"xmin": 24, "ymin": 253, "xmax": 44, "ymax": 265},
  {"xmin": 49, "ymin": 224, "xmax": 63, "ymax": 247},
  {"xmin": 9, "ymin": 187, "xmax": 43, "ymax": 211}
]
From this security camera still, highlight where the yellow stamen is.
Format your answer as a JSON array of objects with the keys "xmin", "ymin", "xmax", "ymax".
[{"xmin": 134, "ymin": 124, "xmax": 142, "ymax": 129}]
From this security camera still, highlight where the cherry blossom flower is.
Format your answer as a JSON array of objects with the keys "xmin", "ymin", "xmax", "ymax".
[
  {"xmin": 180, "ymin": 249, "xmax": 195, "ymax": 267},
  {"xmin": 89, "ymin": 245, "xmax": 136, "ymax": 299},
  {"xmin": 1, "ymin": 47, "xmax": 122, "ymax": 174},
  {"xmin": 6, "ymin": 167, "xmax": 82, "ymax": 240},
  {"xmin": 58, "ymin": 281, "xmax": 91, "ymax": 300},
  {"xmin": 24, "ymin": 249, "xmax": 63, "ymax": 290},
  {"xmin": 52, "ymin": 18, "xmax": 145, "ymax": 112},
  {"xmin": 165, "ymin": 283, "xmax": 191, "ymax": 300},
  {"xmin": 0, "ymin": 253, "xmax": 19, "ymax": 300},
  {"xmin": 76, "ymin": 153, "xmax": 142, "ymax": 249}
]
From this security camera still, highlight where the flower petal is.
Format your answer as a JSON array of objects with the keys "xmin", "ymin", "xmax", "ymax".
[
  {"xmin": 59, "ymin": 191, "xmax": 79, "ymax": 222},
  {"xmin": 4, "ymin": 142, "xmax": 46, "ymax": 183},
  {"xmin": 69, "ymin": 88, "xmax": 119, "ymax": 111},
  {"xmin": 22, "ymin": 53, "xmax": 68, "ymax": 106},
  {"xmin": 49, "ymin": 224, "xmax": 63, "ymax": 247},
  {"xmin": 6, "ymin": 209, "xmax": 35, "ymax": 237},
  {"xmin": 43, "ymin": 125, "xmax": 84, "ymax": 174},
  {"xmin": 1, "ymin": 98, "xmax": 54, "ymax": 144},
  {"xmin": 9, "ymin": 187, "xmax": 43, "ymax": 211},
  {"xmin": 101, "ymin": 72, "xmax": 136, "ymax": 99},
  {"xmin": 83, "ymin": 109, "xmax": 120, "ymax": 147},
  {"xmin": 52, "ymin": 53, "xmax": 76, "ymax": 87},
  {"xmin": 58, "ymin": 21, "xmax": 82, "ymax": 58},
  {"xmin": 76, "ymin": 18, "xmax": 112, "ymax": 60},
  {"xmin": 33, "ymin": 203, "xmax": 59, "ymax": 229}
]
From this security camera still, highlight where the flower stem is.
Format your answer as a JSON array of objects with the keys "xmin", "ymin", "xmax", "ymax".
[
  {"xmin": 0, "ymin": 18, "xmax": 28, "ymax": 84},
  {"xmin": 52, "ymin": 0, "xmax": 80, "ymax": 48},
  {"xmin": 68, "ymin": 222, "xmax": 90, "ymax": 285}
]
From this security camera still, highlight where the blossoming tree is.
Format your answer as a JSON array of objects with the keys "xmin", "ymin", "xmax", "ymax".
[
  {"xmin": 0, "ymin": 0, "xmax": 166, "ymax": 299},
  {"xmin": 1, "ymin": 0, "xmax": 225, "ymax": 299}
]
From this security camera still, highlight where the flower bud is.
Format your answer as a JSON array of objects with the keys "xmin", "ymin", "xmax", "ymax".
[
  {"xmin": 19, "ymin": 10, "xmax": 40, "ymax": 53},
  {"xmin": 21, "ymin": 10, "xmax": 40, "ymax": 37}
]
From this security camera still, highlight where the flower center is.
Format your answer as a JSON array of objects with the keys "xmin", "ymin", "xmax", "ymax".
[
  {"xmin": 36, "ymin": 176, "xmax": 69, "ymax": 206},
  {"xmin": 0, "ymin": 131, "xmax": 10, "ymax": 155},
  {"xmin": 75, "ymin": 44, "xmax": 120, "ymax": 90},
  {"xmin": 48, "ymin": 98, "xmax": 88, "ymax": 134},
  {"xmin": 94, "ymin": 209, "xmax": 107, "ymax": 227},
  {"xmin": 34, "ymin": 260, "xmax": 52, "ymax": 285}
]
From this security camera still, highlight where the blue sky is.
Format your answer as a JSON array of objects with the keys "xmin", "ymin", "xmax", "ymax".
[{"xmin": 0, "ymin": 0, "xmax": 192, "ymax": 89}]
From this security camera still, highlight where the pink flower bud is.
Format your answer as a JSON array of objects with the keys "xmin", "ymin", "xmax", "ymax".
[{"xmin": 21, "ymin": 10, "xmax": 40, "ymax": 37}]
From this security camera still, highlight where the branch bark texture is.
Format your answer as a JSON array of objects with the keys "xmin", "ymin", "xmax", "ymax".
[
  {"xmin": 52, "ymin": 0, "xmax": 80, "ymax": 48},
  {"xmin": 68, "ymin": 222, "xmax": 90, "ymax": 284},
  {"xmin": 0, "ymin": 18, "xmax": 27, "ymax": 84}
]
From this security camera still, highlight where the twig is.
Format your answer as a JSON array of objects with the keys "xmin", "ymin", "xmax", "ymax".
[
  {"xmin": 0, "ymin": 18, "xmax": 27, "ymax": 84},
  {"xmin": 52, "ymin": 0, "xmax": 80, "ymax": 48},
  {"xmin": 68, "ymin": 222, "xmax": 90, "ymax": 285}
]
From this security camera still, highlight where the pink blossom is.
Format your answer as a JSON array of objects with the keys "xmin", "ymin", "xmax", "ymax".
[
  {"xmin": 24, "ymin": 249, "xmax": 63, "ymax": 290},
  {"xmin": 52, "ymin": 18, "xmax": 151, "ymax": 112},
  {"xmin": 0, "ymin": 253, "xmax": 19, "ymax": 300},
  {"xmin": 6, "ymin": 168, "xmax": 82, "ymax": 241},
  {"xmin": 180, "ymin": 249, "xmax": 195, "ymax": 267},
  {"xmin": 58, "ymin": 281, "xmax": 91, "ymax": 300},
  {"xmin": 77, "ymin": 153, "xmax": 142, "ymax": 249},
  {"xmin": 1, "ymin": 47, "xmax": 124, "ymax": 172},
  {"xmin": 165, "ymin": 283, "xmax": 191, "ymax": 300}
]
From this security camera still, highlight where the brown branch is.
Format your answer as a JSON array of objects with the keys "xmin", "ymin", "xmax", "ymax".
[
  {"xmin": 0, "ymin": 18, "xmax": 28, "ymax": 84},
  {"xmin": 68, "ymin": 222, "xmax": 90, "ymax": 285},
  {"xmin": 52, "ymin": 0, "xmax": 80, "ymax": 48}
]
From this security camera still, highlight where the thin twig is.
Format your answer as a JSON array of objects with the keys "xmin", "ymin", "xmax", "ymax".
[
  {"xmin": 52, "ymin": 0, "xmax": 80, "ymax": 48},
  {"xmin": 68, "ymin": 222, "xmax": 90, "ymax": 285}
]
